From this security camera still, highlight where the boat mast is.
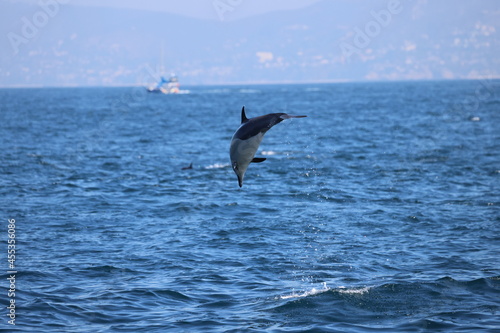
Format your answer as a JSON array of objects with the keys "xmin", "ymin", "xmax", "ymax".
[{"xmin": 160, "ymin": 41, "xmax": 165, "ymax": 76}]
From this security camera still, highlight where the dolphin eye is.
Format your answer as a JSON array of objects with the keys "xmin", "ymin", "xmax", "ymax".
[{"xmin": 232, "ymin": 162, "xmax": 238, "ymax": 171}]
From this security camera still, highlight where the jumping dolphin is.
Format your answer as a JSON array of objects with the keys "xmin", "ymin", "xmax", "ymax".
[{"xmin": 229, "ymin": 106, "xmax": 307, "ymax": 187}]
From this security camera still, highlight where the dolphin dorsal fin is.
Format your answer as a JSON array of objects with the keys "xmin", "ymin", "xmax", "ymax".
[{"xmin": 241, "ymin": 106, "xmax": 249, "ymax": 124}]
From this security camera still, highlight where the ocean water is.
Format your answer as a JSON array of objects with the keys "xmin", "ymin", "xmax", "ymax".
[{"xmin": 1, "ymin": 81, "xmax": 499, "ymax": 332}]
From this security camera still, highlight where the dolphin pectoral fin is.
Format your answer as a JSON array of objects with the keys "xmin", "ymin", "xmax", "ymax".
[
  {"xmin": 251, "ymin": 157, "xmax": 266, "ymax": 163},
  {"xmin": 280, "ymin": 114, "xmax": 307, "ymax": 120}
]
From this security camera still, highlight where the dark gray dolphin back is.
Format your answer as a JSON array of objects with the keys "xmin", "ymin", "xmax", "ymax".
[{"xmin": 234, "ymin": 112, "xmax": 286, "ymax": 141}]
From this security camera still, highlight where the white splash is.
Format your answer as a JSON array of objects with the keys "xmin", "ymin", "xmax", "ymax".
[
  {"xmin": 280, "ymin": 284, "xmax": 371, "ymax": 300},
  {"xmin": 336, "ymin": 286, "xmax": 371, "ymax": 295},
  {"xmin": 280, "ymin": 282, "xmax": 330, "ymax": 300},
  {"xmin": 261, "ymin": 151, "xmax": 277, "ymax": 156},
  {"xmin": 204, "ymin": 163, "xmax": 230, "ymax": 169}
]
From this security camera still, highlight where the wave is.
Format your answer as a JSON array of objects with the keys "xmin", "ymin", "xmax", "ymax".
[
  {"xmin": 280, "ymin": 282, "xmax": 331, "ymax": 300},
  {"xmin": 239, "ymin": 89, "xmax": 261, "ymax": 94},
  {"xmin": 12, "ymin": 275, "xmax": 499, "ymax": 332},
  {"xmin": 199, "ymin": 88, "xmax": 231, "ymax": 94},
  {"xmin": 305, "ymin": 87, "xmax": 322, "ymax": 92},
  {"xmin": 278, "ymin": 283, "xmax": 371, "ymax": 300},
  {"xmin": 272, "ymin": 276, "xmax": 500, "ymax": 331}
]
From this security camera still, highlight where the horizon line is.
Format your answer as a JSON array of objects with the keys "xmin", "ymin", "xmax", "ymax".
[{"xmin": 1, "ymin": 77, "xmax": 499, "ymax": 89}]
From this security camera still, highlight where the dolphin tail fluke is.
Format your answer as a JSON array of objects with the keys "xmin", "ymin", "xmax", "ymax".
[{"xmin": 280, "ymin": 114, "xmax": 307, "ymax": 120}]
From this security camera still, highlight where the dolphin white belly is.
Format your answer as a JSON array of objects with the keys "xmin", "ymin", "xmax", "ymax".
[{"xmin": 230, "ymin": 132, "xmax": 265, "ymax": 182}]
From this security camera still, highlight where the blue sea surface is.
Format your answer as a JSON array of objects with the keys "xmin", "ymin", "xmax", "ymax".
[{"xmin": 1, "ymin": 81, "xmax": 499, "ymax": 332}]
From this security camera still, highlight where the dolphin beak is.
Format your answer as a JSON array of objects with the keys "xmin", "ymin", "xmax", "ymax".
[
  {"xmin": 237, "ymin": 175, "xmax": 243, "ymax": 187},
  {"xmin": 280, "ymin": 114, "xmax": 307, "ymax": 120}
]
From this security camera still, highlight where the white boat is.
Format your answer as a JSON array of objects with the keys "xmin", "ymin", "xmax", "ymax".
[
  {"xmin": 146, "ymin": 43, "xmax": 181, "ymax": 94},
  {"xmin": 147, "ymin": 74, "xmax": 180, "ymax": 94}
]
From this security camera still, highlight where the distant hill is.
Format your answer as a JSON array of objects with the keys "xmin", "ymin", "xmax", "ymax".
[{"xmin": 1, "ymin": 0, "xmax": 499, "ymax": 86}]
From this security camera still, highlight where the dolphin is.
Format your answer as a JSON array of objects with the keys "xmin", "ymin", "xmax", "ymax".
[
  {"xmin": 181, "ymin": 162, "xmax": 193, "ymax": 170},
  {"xmin": 229, "ymin": 106, "xmax": 307, "ymax": 187}
]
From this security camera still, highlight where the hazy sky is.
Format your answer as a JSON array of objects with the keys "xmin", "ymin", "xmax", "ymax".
[
  {"xmin": 12, "ymin": 0, "xmax": 323, "ymax": 20},
  {"xmin": 2, "ymin": 0, "xmax": 499, "ymax": 86}
]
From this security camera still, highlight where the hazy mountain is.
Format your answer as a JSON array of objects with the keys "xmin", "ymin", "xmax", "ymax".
[{"xmin": 1, "ymin": 0, "xmax": 499, "ymax": 86}]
